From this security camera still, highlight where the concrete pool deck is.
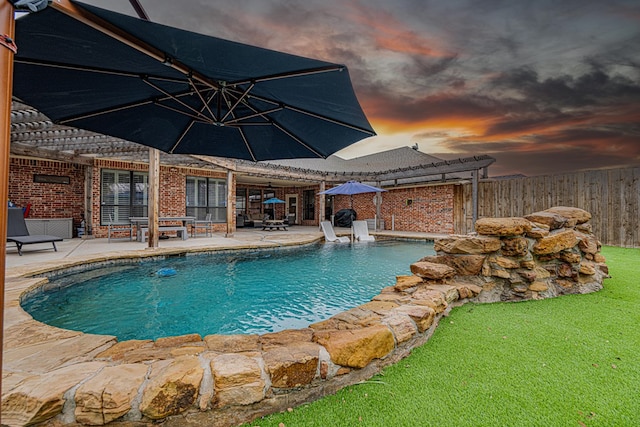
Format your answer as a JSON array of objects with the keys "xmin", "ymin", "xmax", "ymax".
[{"xmin": 2, "ymin": 226, "xmax": 445, "ymax": 426}]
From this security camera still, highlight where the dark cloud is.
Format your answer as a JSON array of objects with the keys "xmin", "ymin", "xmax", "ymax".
[{"xmin": 63, "ymin": 1, "xmax": 640, "ymax": 176}]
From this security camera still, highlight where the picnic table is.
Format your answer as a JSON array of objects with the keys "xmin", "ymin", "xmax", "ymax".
[{"xmin": 262, "ymin": 219, "xmax": 288, "ymax": 231}]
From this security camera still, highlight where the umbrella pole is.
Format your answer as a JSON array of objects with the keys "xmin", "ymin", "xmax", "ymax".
[{"xmin": 0, "ymin": 0, "xmax": 16, "ymax": 413}]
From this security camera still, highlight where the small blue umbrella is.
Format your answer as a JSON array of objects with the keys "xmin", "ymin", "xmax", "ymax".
[
  {"xmin": 263, "ymin": 197, "xmax": 285, "ymax": 219},
  {"xmin": 318, "ymin": 181, "xmax": 386, "ymax": 196},
  {"xmin": 319, "ymin": 181, "xmax": 386, "ymax": 238},
  {"xmin": 263, "ymin": 197, "xmax": 286, "ymax": 204}
]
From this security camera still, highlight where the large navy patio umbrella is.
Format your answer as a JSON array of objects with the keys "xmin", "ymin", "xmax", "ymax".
[{"xmin": 11, "ymin": 1, "xmax": 376, "ymax": 161}]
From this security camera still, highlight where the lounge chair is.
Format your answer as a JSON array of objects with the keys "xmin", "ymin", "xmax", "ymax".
[
  {"xmin": 320, "ymin": 221, "xmax": 350, "ymax": 243},
  {"xmin": 192, "ymin": 213, "xmax": 213, "ymax": 237},
  {"xmin": 107, "ymin": 213, "xmax": 134, "ymax": 242},
  {"xmin": 6, "ymin": 207, "xmax": 63, "ymax": 256},
  {"xmin": 353, "ymin": 220, "xmax": 375, "ymax": 241}
]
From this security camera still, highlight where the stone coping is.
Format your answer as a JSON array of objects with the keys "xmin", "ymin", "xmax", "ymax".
[
  {"xmin": 3, "ymin": 234, "xmax": 444, "ymax": 427},
  {"xmin": 2, "ymin": 209, "xmax": 609, "ymax": 426}
]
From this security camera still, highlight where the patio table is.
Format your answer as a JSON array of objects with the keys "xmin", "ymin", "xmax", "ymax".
[{"xmin": 129, "ymin": 216, "xmax": 196, "ymax": 241}]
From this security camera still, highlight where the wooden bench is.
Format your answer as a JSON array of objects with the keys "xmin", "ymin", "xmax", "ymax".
[
  {"xmin": 139, "ymin": 226, "xmax": 188, "ymax": 242},
  {"xmin": 261, "ymin": 220, "xmax": 288, "ymax": 231}
]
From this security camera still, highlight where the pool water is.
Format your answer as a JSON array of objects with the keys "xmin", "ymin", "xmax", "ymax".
[{"xmin": 22, "ymin": 240, "xmax": 434, "ymax": 340}]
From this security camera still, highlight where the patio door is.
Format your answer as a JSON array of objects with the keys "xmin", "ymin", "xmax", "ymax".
[{"xmin": 286, "ymin": 194, "xmax": 298, "ymax": 225}]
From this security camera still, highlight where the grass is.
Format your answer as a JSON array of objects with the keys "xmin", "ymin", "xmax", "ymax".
[{"xmin": 247, "ymin": 246, "xmax": 640, "ymax": 426}]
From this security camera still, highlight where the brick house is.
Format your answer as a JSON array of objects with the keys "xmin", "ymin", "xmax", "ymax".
[{"xmin": 10, "ymin": 103, "xmax": 495, "ymax": 238}]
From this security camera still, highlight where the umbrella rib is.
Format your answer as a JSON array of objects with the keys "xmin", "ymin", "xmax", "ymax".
[
  {"xmin": 237, "ymin": 127, "xmax": 258, "ymax": 162},
  {"xmin": 229, "ymin": 64, "xmax": 344, "ymax": 86},
  {"xmin": 218, "ymin": 92, "xmax": 324, "ymax": 157},
  {"xmin": 143, "ymin": 78, "xmax": 214, "ymax": 123},
  {"xmin": 220, "ymin": 83, "xmax": 255, "ymax": 123},
  {"xmin": 14, "ymin": 58, "xmax": 189, "ymax": 85},
  {"xmin": 168, "ymin": 120, "xmax": 196, "ymax": 154},
  {"xmin": 284, "ymin": 105, "xmax": 376, "ymax": 135},
  {"xmin": 217, "ymin": 90, "xmax": 258, "ymax": 161},
  {"xmin": 272, "ymin": 122, "xmax": 325, "ymax": 158},
  {"xmin": 225, "ymin": 88, "xmax": 376, "ymax": 136},
  {"xmin": 189, "ymin": 78, "xmax": 218, "ymax": 122},
  {"xmin": 169, "ymin": 90, "xmax": 219, "ymax": 153},
  {"xmin": 57, "ymin": 88, "xmax": 207, "ymax": 124},
  {"xmin": 224, "ymin": 107, "xmax": 284, "ymax": 125},
  {"xmin": 153, "ymin": 103, "xmax": 214, "ymax": 124}
]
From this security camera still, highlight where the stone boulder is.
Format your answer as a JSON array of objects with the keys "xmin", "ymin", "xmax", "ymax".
[
  {"xmin": 95, "ymin": 340, "xmax": 154, "ymax": 362},
  {"xmin": 524, "ymin": 211, "xmax": 568, "ymax": 230},
  {"xmin": 211, "ymin": 353, "xmax": 266, "ymax": 407},
  {"xmin": 435, "ymin": 235, "xmax": 502, "ymax": 254},
  {"xmin": 140, "ymin": 356, "xmax": 204, "ymax": 419},
  {"xmin": 75, "ymin": 364, "xmax": 148, "ymax": 425},
  {"xmin": 533, "ymin": 230, "xmax": 579, "ymax": 255},
  {"xmin": 154, "ymin": 333, "xmax": 202, "ymax": 348},
  {"xmin": 475, "ymin": 217, "xmax": 533, "ymax": 236},
  {"xmin": 381, "ymin": 314, "xmax": 419, "ymax": 344},
  {"xmin": 313, "ymin": 325, "xmax": 395, "ymax": 369},
  {"xmin": 263, "ymin": 342, "xmax": 320, "ymax": 388},
  {"xmin": 1, "ymin": 362, "xmax": 107, "ymax": 427},
  {"xmin": 500, "ymin": 237, "xmax": 529, "ymax": 257},
  {"xmin": 204, "ymin": 334, "xmax": 260, "ymax": 353},
  {"xmin": 394, "ymin": 275, "xmax": 424, "ymax": 291},
  {"xmin": 545, "ymin": 206, "xmax": 591, "ymax": 224},
  {"xmin": 391, "ymin": 305, "xmax": 435, "ymax": 333},
  {"xmin": 410, "ymin": 261, "xmax": 456, "ymax": 280},
  {"xmin": 419, "ymin": 255, "xmax": 486, "ymax": 276},
  {"xmin": 576, "ymin": 232, "xmax": 600, "ymax": 255},
  {"xmin": 410, "ymin": 288, "xmax": 448, "ymax": 314},
  {"xmin": 260, "ymin": 328, "xmax": 314, "ymax": 349}
]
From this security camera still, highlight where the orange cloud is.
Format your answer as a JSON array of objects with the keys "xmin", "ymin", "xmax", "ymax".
[{"xmin": 344, "ymin": 1, "xmax": 451, "ymax": 58}]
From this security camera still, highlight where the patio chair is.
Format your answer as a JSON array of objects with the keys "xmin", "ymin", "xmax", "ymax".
[
  {"xmin": 192, "ymin": 213, "xmax": 213, "ymax": 237},
  {"xmin": 107, "ymin": 213, "xmax": 133, "ymax": 242},
  {"xmin": 6, "ymin": 207, "xmax": 63, "ymax": 256},
  {"xmin": 353, "ymin": 220, "xmax": 375, "ymax": 241},
  {"xmin": 320, "ymin": 221, "xmax": 350, "ymax": 243}
]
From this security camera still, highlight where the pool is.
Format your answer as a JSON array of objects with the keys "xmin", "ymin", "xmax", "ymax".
[{"xmin": 22, "ymin": 240, "xmax": 434, "ymax": 340}]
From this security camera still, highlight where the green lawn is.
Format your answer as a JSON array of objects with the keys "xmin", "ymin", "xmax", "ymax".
[{"xmin": 249, "ymin": 246, "xmax": 640, "ymax": 426}]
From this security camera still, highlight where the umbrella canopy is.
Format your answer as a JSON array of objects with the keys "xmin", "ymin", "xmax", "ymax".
[
  {"xmin": 263, "ymin": 197, "xmax": 286, "ymax": 204},
  {"xmin": 12, "ymin": 1, "xmax": 376, "ymax": 161},
  {"xmin": 318, "ymin": 181, "xmax": 386, "ymax": 196}
]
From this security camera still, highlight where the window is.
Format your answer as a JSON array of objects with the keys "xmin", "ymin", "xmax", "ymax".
[
  {"xmin": 303, "ymin": 189, "xmax": 315, "ymax": 221},
  {"xmin": 101, "ymin": 169, "xmax": 148, "ymax": 224},
  {"xmin": 236, "ymin": 188, "xmax": 247, "ymax": 214},
  {"xmin": 186, "ymin": 176, "xmax": 227, "ymax": 222},
  {"xmin": 248, "ymin": 189, "xmax": 262, "ymax": 216}
]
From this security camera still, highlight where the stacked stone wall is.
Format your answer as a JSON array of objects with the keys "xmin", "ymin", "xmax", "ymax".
[
  {"xmin": 2, "ymin": 207, "xmax": 608, "ymax": 427},
  {"xmin": 419, "ymin": 205, "xmax": 609, "ymax": 302}
]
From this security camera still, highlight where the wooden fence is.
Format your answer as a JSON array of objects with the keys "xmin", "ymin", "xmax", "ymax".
[{"xmin": 460, "ymin": 166, "xmax": 640, "ymax": 248}]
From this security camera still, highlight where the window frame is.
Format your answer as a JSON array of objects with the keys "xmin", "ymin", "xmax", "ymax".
[
  {"xmin": 185, "ymin": 176, "xmax": 227, "ymax": 222},
  {"xmin": 100, "ymin": 169, "xmax": 148, "ymax": 225}
]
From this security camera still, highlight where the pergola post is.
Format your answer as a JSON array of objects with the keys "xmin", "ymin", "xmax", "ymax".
[
  {"xmin": 319, "ymin": 180, "xmax": 326, "ymax": 226},
  {"xmin": 472, "ymin": 168, "xmax": 479, "ymax": 227},
  {"xmin": 225, "ymin": 170, "xmax": 234, "ymax": 237},
  {"xmin": 0, "ymin": 0, "xmax": 16, "ymax": 412},
  {"xmin": 148, "ymin": 147, "xmax": 159, "ymax": 248}
]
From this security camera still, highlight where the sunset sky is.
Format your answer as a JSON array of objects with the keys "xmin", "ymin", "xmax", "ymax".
[{"xmin": 83, "ymin": 1, "xmax": 640, "ymax": 176}]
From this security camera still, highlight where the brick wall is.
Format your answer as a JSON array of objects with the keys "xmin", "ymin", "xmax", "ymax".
[
  {"xmin": 326, "ymin": 184, "xmax": 456, "ymax": 233},
  {"xmin": 9, "ymin": 156, "xmax": 458, "ymax": 237},
  {"xmin": 91, "ymin": 160, "xmax": 229, "ymax": 237},
  {"xmin": 8, "ymin": 157, "xmax": 85, "ymax": 228}
]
